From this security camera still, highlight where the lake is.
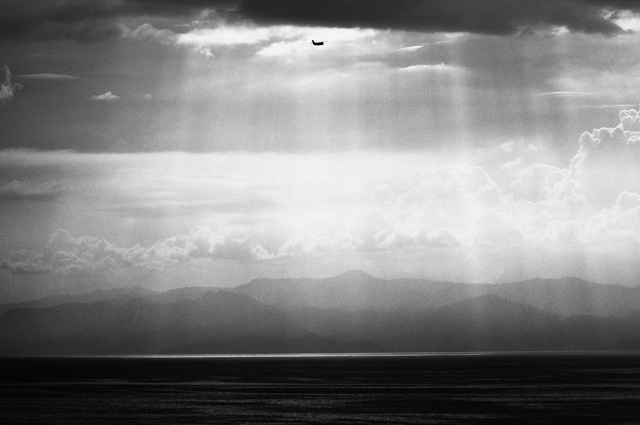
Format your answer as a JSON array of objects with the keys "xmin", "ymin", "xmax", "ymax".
[{"xmin": 2, "ymin": 352, "xmax": 640, "ymax": 424}]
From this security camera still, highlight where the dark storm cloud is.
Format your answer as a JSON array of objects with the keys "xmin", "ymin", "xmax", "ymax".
[
  {"xmin": 583, "ymin": 0, "xmax": 640, "ymax": 8},
  {"xmin": 242, "ymin": 0, "xmax": 638, "ymax": 34},
  {"xmin": 1, "ymin": 0, "xmax": 639, "ymax": 41},
  {"xmin": 0, "ymin": 1, "xmax": 122, "ymax": 42},
  {"xmin": 238, "ymin": 0, "xmax": 627, "ymax": 35},
  {"xmin": 0, "ymin": 0, "xmax": 235, "ymax": 41}
]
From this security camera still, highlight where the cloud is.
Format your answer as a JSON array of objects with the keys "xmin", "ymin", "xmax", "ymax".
[
  {"xmin": 238, "ymin": 0, "xmax": 632, "ymax": 35},
  {"xmin": 4, "ymin": 120, "xmax": 640, "ymax": 286},
  {"xmin": 0, "ymin": 1, "xmax": 180, "ymax": 42},
  {"xmin": 91, "ymin": 91, "xmax": 120, "ymax": 101},
  {"xmin": 172, "ymin": 24, "xmax": 284, "ymax": 57},
  {"xmin": 0, "ymin": 251, "xmax": 50, "ymax": 275},
  {"xmin": 0, "ymin": 180, "xmax": 65, "ymax": 201},
  {"xmin": 255, "ymin": 28, "xmax": 379, "ymax": 60},
  {"xmin": 398, "ymin": 45, "xmax": 426, "ymax": 52},
  {"xmin": 576, "ymin": 104, "xmax": 637, "ymax": 109},
  {"xmin": 0, "ymin": 65, "xmax": 21, "ymax": 102},
  {"xmin": 537, "ymin": 91, "xmax": 598, "ymax": 97},
  {"xmin": 176, "ymin": 25, "xmax": 274, "ymax": 47},
  {"xmin": 507, "ymin": 163, "xmax": 565, "ymax": 202},
  {"xmin": 15, "ymin": 73, "xmax": 80, "ymax": 80},
  {"xmin": 1, "ymin": 226, "xmax": 274, "ymax": 275},
  {"xmin": 122, "ymin": 22, "xmax": 271, "ymax": 58},
  {"xmin": 581, "ymin": 191, "xmax": 640, "ymax": 245},
  {"xmin": 157, "ymin": 226, "xmax": 273, "ymax": 261},
  {"xmin": 262, "ymin": 108, "xmax": 640, "ymax": 270},
  {"xmin": 2, "ymin": 0, "xmax": 639, "ymax": 43},
  {"xmin": 398, "ymin": 63, "xmax": 460, "ymax": 74},
  {"xmin": 612, "ymin": 10, "xmax": 640, "ymax": 31},
  {"xmin": 109, "ymin": 197, "xmax": 275, "ymax": 219},
  {"xmin": 276, "ymin": 164, "xmax": 511, "ymax": 255},
  {"xmin": 570, "ymin": 107, "xmax": 640, "ymax": 204},
  {"xmin": 123, "ymin": 21, "xmax": 378, "ymax": 58},
  {"xmin": 120, "ymin": 23, "xmax": 176, "ymax": 42}
]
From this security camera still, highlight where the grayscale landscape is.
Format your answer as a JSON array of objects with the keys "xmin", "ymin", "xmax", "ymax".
[
  {"xmin": 3, "ymin": 270, "xmax": 640, "ymax": 355},
  {"xmin": 4, "ymin": 0, "xmax": 640, "ymax": 423}
]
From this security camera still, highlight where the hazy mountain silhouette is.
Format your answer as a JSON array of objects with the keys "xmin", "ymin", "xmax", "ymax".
[
  {"xmin": 2, "ymin": 271, "xmax": 640, "ymax": 355},
  {"xmin": 491, "ymin": 277, "xmax": 640, "ymax": 317},
  {"xmin": 0, "ymin": 286, "xmax": 156, "ymax": 314},
  {"xmin": 233, "ymin": 271, "xmax": 640, "ymax": 317},
  {"xmin": 0, "ymin": 286, "xmax": 221, "ymax": 315},
  {"xmin": 377, "ymin": 294, "xmax": 554, "ymax": 352},
  {"xmin": 233, "ymin": 270, "xmax": 486, "ymax": 311}
]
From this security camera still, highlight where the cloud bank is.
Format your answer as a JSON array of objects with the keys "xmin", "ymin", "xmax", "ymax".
[
  {"xmin": 4, "ymin": 107, "xmax": 640, "ymax": 286},
  {"xmin": 2, "ymin": 0, "xmax": 640, "ymax": 43},
  {"xmin": 0, "ymin": 226, "xmax": 270, "ymax": 276}
]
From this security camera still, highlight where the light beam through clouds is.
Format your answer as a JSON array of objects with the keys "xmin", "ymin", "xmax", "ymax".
[
  {"xmin": 3, "ymin": 108, "xmax": 640, "ymax": 295},
  {"xmin": 3, "ymin": 1, "xmax": 640, "ymax": 301}
]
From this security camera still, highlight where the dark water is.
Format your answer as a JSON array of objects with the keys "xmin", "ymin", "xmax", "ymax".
[{"xmin": 2, "ymin": 353, "xmax": 640, "ymax": 424}]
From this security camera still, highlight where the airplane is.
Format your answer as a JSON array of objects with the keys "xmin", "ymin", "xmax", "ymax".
[{"xmin": 311, "ymin": 40, "xmax": 326, "ymax": 46}]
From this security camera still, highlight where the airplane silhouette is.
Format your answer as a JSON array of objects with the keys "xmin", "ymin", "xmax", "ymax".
[{"xmin": 311, "ymin": 40, "xmax": 326, "ymax": 46}]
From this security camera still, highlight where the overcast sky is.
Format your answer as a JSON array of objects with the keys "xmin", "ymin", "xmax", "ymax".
[{"xmin": 3, "ymin": 0, "xmax": 640, "ymax": 300}]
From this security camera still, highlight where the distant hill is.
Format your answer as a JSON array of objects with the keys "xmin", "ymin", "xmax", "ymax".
[
  {"xmin": 232, "ymin": 270, "xmax": 489, "ymax": 311},
  {"xmin": 0, "ymin": 286, "xmax": 220, "ymax": 315},
  {"xmin": 491, "ymin": 277, "xmax": 640, "ymax": 317},
  {"xmin": 0, "ymin": 291, "xmax": 301, "ymax": 355},
  {"xmin": 2, "ymin": 271, "xmax": 640, "ymax": 355},
  {"xmin": 0, "ymin": 286, "xmax": 156, "ymax": 314},
  {"xmin": 378, "ymin": 294, "xmax": 556, "ymax": 352},
  {"xmin": 233, "ymin": 271, "xmax": 640, "ymax": 317}
]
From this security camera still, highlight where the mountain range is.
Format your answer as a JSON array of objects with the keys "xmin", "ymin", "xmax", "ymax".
[{"xmin": 2, "ymin": 270, "xmax": 640, "ymax": 355}]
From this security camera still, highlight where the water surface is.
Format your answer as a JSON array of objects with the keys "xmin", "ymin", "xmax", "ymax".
[{"xmin": 2, "ymin": 352, "xmax": 639, "ymax": 424}]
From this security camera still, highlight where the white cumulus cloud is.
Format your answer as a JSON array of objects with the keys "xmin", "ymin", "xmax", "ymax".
[
  {"xmin": 570, "ymin": 107, "xmax": 640, "ymax": 204},
  {"xmin": 91, "ymin": 91, "xmax": 119, "ymax": 101},
  {"xmin": 0, "ymin": 65, "xmax": 21, "ymax": 102},
  {"xmin": 2, "ymin": 226, "xmax": 274, "ymax": 276}
]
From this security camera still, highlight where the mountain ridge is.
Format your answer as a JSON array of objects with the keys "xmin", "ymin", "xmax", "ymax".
[
  {"xmin": 3, "ymin": 271, "xmax": 640, "ymax": 355},
  {"xmin": 232, "ymin": 272, "xmax": 640, "ymax": 317}
]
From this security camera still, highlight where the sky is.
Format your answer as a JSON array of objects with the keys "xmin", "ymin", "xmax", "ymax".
[{"xmin": 3, "ymin": 0, "xmax": 640, "ymax": 300}]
